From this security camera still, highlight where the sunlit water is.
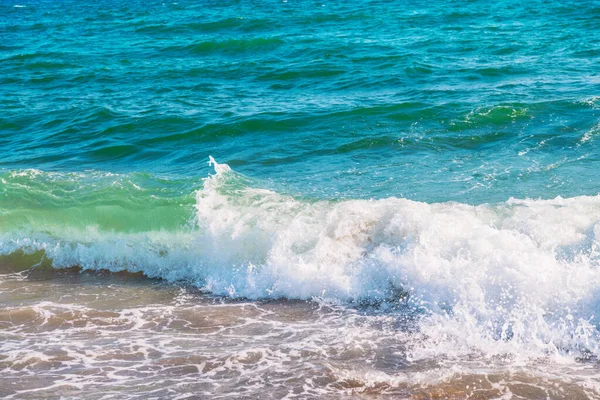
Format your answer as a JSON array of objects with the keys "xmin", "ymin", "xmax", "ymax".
[{"xmin": 2, "ymin": 0, "xmax": 600, "ymax": 398}]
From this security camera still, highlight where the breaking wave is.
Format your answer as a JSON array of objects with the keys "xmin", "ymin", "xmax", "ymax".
[{"xmin": 3, "ymin": 158, "xmax": 600, "ymax": 360}]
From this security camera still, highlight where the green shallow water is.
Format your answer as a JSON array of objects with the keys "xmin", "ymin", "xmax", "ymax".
[{"xmin": 0, "ymin": 170, "xmax": 197, "ymax": 232}]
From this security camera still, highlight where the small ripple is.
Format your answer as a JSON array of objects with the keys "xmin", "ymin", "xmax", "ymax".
[{"xmin": 160, "ymin": 37, "xmax": 285, "ymax": 55}]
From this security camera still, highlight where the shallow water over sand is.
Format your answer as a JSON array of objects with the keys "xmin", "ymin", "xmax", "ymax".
[{"xmin": 1, "ymin": 264, "xmax": 598, "ymax": 399}]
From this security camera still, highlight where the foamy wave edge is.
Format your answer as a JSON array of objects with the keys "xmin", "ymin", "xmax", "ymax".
[{"xmin": 3, "ymin": 158, "xmax": 600, "ymax": 359}]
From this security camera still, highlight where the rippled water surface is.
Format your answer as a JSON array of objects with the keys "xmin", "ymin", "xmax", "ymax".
[
  {"xmin": 3, "ymin": 0, "xmax": 600, "ymax": 202},
  {"xmin": 2, "ymin": 0, "xmax": 600, "ymax": 398}
]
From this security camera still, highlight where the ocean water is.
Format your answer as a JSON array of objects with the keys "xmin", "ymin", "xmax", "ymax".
[{"xmin": 2, "ymin": 0, "xmax": 600, "ymax": 398}]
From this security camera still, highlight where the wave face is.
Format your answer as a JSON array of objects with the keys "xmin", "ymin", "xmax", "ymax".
[{"xmin": 3, "ymin": 159, "xmax": 600, "ymax": 362}]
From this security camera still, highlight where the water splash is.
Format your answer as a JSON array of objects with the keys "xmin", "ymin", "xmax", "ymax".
[{"xmin": 2, "ymin": 159, "xmax": 600, "ymax": 362}]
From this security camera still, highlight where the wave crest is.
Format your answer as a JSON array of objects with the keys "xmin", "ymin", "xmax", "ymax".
[{"xmin": 3, "ymin": 159, "xmax": 600, "ymax": 359}]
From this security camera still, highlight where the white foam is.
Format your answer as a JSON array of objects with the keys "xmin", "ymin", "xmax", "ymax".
[{"xmin": 3, "ymin": 158, "xmax": 600, "ymax": 360}]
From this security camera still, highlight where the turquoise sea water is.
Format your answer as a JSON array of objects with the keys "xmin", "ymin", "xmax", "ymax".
[
  {"xmin": 3, "ymin": 1, "xmax": 600, "ymax": 398},
  {"xmin": 2, "ymin": 0, "xmax": 600, "ymax": 204}
]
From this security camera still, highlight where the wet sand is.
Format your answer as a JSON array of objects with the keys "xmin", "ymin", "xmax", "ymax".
[{"xmin": 1, "ymin": 262, "xmax": 598, "ymax": 399}]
